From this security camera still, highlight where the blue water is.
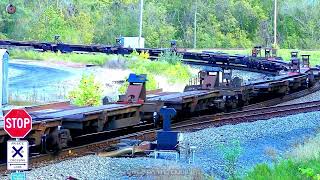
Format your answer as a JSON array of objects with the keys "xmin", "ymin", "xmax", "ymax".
[
  {"xmin": 8, "ymin": 63, "xmax": 74, "ymax": 102},
  {"xmin": 9, "ymin": 63, "xmax": 73, "ymax": 89}
]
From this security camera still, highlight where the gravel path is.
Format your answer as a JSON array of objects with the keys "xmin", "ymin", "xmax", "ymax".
[
  {"xmin": 16, "ymin": 157, "xmax": 201, "ymax": 180},
  {"xmin": 11, "ymin": 111, "xmax": 320, "ymax": 180}
]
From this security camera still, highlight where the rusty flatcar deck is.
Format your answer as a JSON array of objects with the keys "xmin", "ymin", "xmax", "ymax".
[
  {"xmin": 147, "ymin": 90, "xmax": 213, "ymax": 102},
  {"xmin": 30, "ymin": 104, "xmax": 140, "ymax": 120}
]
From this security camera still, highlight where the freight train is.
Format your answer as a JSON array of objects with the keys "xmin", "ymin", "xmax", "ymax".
[
  {"xmin": 0, "ymin": 39, "xmax": 291, "ymax": 74},
  {"xmin": 0, "ymin": 43, "xmax": 320, "ymax": 160}
]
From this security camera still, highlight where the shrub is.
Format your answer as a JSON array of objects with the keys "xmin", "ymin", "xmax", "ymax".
[
  {"xmin": 245, "ymin": 159, "xmax": 320, "ymax": 180},
  {"xmin": 158, "ymin": 50, "xmax": 182, "ymax": 64},
  {"xmin": 68, "ymin": 74, "xmax": 103, "ymax": 106},
  {"xmin": 127, "ymin": 57, "xmax": 191, "ymax": 84},
  {"xmin": 104, "ymin": 55, "xmax": 128, "ymax": 69},
  {"xmin": 219, "ymin": 140, "xmax": 243, "ymax": 180}
]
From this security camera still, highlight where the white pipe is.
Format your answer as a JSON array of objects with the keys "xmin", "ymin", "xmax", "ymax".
[
  {"xmin": 0, "ymin": 49, "xmax": 9, "ymax": 117},
  {"xmin": 194, "ymin": 0, "xmax": 198, "ymax": 49},
  {"xmin": 274, "ymin": 0, "xmax": 277, "ymax": 46},
  {"xmin": 138, "ymin": 0, "xmax": 144, "ymax": 48}
]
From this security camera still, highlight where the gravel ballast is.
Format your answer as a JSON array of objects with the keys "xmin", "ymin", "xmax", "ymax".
[
  {"xmin": 279, "ymin": 90, "xmax": 320, "ymax": 105},
  {"xmin": 14, "ymin": 111, "xmax": 320, "ymax": 180},
  {"xmin": 182, "ymin": 111, "xmax": 320, "ymax": 178}
]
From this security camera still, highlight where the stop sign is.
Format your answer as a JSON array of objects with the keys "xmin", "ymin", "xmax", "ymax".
[{"xmin": 4, "ymin": 109, "xmax": 32, "ymax": 138}]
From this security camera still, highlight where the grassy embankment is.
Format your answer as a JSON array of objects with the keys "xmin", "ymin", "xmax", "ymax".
[{"xmin": 244, "ymin": 132, "xmax": 320, "ymax": 180}]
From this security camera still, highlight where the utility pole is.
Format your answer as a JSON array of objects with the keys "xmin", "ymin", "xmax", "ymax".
[
  {"xmin": 193, "ymin": 0, "xmax": 198, "ymax": 49},
  {"xmin": 138, "ymin": 0, "xmax": 144, "ymax": 48},
  {"xmin": 273, "ymin": 0, "xmax": 277, "ymax": 47}
]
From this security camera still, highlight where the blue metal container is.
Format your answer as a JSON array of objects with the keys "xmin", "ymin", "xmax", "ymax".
[{"xmin": 156, "ymin": 131, "xmax": 178, "ymax": 150}]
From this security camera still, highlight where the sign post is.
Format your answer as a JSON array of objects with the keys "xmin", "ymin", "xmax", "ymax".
[{"xmin": 4, "ymin": 109, "xmax": 32, "ymax": 179}]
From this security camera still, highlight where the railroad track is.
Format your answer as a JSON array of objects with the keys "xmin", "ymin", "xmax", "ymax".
[
  {"xmin": 1, "ymin": 99, "xmax": 320, "ymax": 175},
  {"xmin": 173, "ymin": 100, "xmax": 320, "ymax": 131}
]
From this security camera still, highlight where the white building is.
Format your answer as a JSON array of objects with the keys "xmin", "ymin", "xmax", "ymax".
[{"xmin": 120, "ymin": 37, "xmax": 145, "ymax": 48}]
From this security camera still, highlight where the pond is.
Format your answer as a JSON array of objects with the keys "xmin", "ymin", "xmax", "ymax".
[{"xmin": 8, "ymin": 63, "xmax": 74, "ymax": 103}]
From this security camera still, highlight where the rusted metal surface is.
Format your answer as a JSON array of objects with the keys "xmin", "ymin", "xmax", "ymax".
[
  {"xmin": 32, "ymin": 104, "xmax": 139, "ymax": 119},
  {"xmin": 25, "ymin": 102, "xmax": 73, "ymax": 112},
  {"xmin": 147, "ymin": 90, "xmax": 209, "ymax": 102}
]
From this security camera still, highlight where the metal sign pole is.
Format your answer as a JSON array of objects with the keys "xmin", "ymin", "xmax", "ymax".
[
  {"xmin": 16, "ymin": 138, "xmax": 19, "ymax": 175},
  {"xmin": 0, "ymin": 50, "xmax": 3, "ymax": 118}
]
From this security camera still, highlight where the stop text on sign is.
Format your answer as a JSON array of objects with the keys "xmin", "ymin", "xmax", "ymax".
[
  {"xmin": 5, "ymin": 118, "xmax": 31, "ymax": 128},
  {"xmin": 4, "ymin": 109, "xmax": 32, "ymax": 138}
]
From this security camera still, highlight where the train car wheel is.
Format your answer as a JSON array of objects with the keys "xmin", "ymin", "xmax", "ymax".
[{"xmin": 41, "ymin": 129, "xmax": 71, "ymax": 154}]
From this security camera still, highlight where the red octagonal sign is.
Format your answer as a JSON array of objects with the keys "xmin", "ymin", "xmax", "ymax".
[{"xmin": 4, "ymin": 109, "xmax": 32, "ymax": 138}]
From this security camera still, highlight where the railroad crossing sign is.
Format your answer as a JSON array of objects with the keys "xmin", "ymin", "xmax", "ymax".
[
  {"xmin": 4, "ymin": 109, "xmax": 32, "ymax": 138},
  {"xmin": 7, "ymin": 140, "xmax": 29, "ymax": 170}
]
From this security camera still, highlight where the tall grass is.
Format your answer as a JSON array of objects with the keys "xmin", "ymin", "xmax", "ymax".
[
  {"xmin": 128, "ymin": 58, "xmax": 191, "ymax": 84},
  {"xmin": 10, "ymin": 49, "xmax": 111, "ymax": 65},
  {"xmin": 287, "ymin": 133, "xmax": 320, "ymax": 161},
  {"xmin": 245, "ymin": 159, "xmax": 320, "ymax": 180}
]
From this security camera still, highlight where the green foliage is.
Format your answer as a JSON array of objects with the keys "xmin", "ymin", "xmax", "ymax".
[
  {"xmin": 246, "ymin": 131, "xmax": 320, "ymax": 180},
  {"xmin": 117, "ymin": 52, "xmax": 191, "ymax": 93},
  {"xmin": 129, "ymin": 50, "xmax": 150, "ymax": 59},
  {"xmin": 219, "ymin": 140, "xmax": 243, "ymax": 180},
  {"xmin": 299, "ymin": 167, "xmax": 315, "ymax": 178},
  {"xmin": 68, "ymin": 74, "xmax": 103, "ymax": 106},
  {"xmin": 129, "ymin": 50, "xmax": 140, "ymax": 58},
  {"xmin": 10, "ymin": 49, "xmax": 109, "ymax": 65},
  {"xmin": 118, "ymin": 80, "xmax": 129, "ymax": 94},
  {"xmin": 158, "ymin": 50, "xmax": 182, "ymax": 64},
  {"xmin": 245, "ymin": 158, "xmax": 320, "ymax": 180},
  {"xmin": 245, "ymin": 160, "xmax": 295, "ymax": 180},
  {"xmin": 128, "ymin": 57, "xmax": 191, "ymax": 84},
  {"xmin": 1, "ymin": 0, "xmax": 320, "ymax": 49}
]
